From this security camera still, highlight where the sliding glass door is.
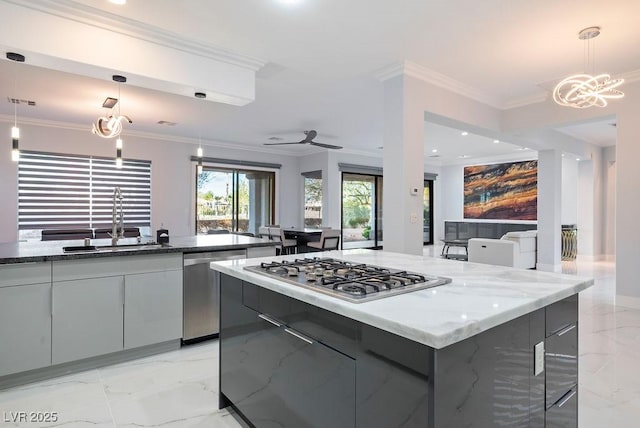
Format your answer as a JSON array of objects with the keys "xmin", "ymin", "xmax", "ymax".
[
  {"xmin": 341, "ymin": 173, "xmax": 382, "ymax": 249},
  {"xmin": 196, "ymin": 167, "xmax": 274, "ymax": 235}
]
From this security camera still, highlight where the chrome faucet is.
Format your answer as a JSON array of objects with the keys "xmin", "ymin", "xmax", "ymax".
[{"xmin": 111, "ymin": 186, "xmax": 125, "ymax": 245}]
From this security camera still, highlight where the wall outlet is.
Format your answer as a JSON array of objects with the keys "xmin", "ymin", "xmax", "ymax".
[{"xmin": 410, "ymin": 213, "xmax": 418, "ymax": 224}]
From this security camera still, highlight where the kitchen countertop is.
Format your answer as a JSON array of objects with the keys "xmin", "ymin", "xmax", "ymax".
[
  {"xmin": 0, "ymin": 234, "xmax": 277, "ymax": 265},
  {"xmin": 210, "ymin": 249, "xmax": 594, "ymax": 349}
]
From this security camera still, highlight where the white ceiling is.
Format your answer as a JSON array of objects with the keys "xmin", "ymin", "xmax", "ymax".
[{"xmin": 1, "ymin": 0, "xmax": 635, "ymax": 160}]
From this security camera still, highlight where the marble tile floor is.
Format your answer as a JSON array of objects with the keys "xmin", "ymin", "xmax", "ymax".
[{"xmin": 0, "ymin": 250, "xmax": 637, "ymax": 427}]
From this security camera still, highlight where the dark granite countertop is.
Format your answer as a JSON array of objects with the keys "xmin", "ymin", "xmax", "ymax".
[{"xmin": 0, "ymin": 235, "xmax": 278, "ymax": 265}]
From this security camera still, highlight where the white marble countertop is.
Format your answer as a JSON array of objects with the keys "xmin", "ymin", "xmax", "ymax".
[{"xmin": 211, "ymin": 249, "xmax": 594, "ymax": 349}]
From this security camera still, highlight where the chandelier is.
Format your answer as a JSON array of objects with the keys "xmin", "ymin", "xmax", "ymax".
[
  {"xmin": 92, "ymin": 75, "xmax": 132, "ymax": 138},
  {"xmin": 553, "ymin": 27, "xmax": 624, "ymax": 109}
]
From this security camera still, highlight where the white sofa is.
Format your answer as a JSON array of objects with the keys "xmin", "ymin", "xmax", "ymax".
[{"xmin": 468, "ymin": 230, "xmax": 537, "ymax": 269}]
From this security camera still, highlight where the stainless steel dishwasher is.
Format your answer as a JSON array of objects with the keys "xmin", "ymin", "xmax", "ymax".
[{"xmin": 182, "ymin": 250, "xmax": 246, "ymax": 344}]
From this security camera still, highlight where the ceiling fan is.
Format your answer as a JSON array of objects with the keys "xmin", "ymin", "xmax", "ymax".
[{"xmin": 264, "ymin": 130, "xmax": 343, "ymax": 150}]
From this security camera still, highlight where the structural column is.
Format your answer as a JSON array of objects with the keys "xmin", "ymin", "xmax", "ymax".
[
  {"xmin": 537, "ymin": 150, "xmax": 563, "ymax": 271},
  {"xmin": 381, "ymin": 75, "xmax": 425, "ymax": 255},
  {"xmin": 616, "ymin": 106, "xmax": 640, "ymax": 306}
]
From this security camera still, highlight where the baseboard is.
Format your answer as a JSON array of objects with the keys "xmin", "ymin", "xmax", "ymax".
[
  {"xmin": 536, "ymin": 263, "xmax": 562, "ymax": 272},
  {"xmin": 615, "ymin": 295, "xmax": 640, "ymax": 310},
  {"xmin": 576, "ymin": 254, "xmax": 610, "ymax": 262},
  {"xmin": 0, "ymin": 339, "xmax": 181, "ymax": 391}
]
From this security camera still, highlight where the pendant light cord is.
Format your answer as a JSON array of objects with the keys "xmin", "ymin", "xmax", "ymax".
[{"xmin": 13, "ymin": 65, "xmax": 18, "ymax": 127}]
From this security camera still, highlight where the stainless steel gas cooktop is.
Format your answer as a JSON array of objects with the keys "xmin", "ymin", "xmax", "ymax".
[{"xmin": 244, "ymin": 257, "xmax": 451, "ymax": 303}]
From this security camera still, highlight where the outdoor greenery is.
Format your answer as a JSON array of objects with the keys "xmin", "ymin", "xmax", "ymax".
[
  {"xmin": 304, "ymin": 177, "xmax": 323, "ymax": 227},
  {"xmin": 196, "ymin": 170, "xmax": 248, "ymax": 223},
  {"xmin": 342, "ymin": 180, "xmax": 372, "ymax": 229}
]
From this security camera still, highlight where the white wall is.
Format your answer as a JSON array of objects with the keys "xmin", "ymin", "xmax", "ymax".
[
  {"xmin": 561, "ymin": 157, "xmax": 578, "ymax": 225},
  {"xmin": 0, "ymin": 122, "xmax": 300, "ymax": 243},
  {"xmin": 437, "ymin": 164, "xmax": 464, "ymax": 240},
  {"xmin": 435, "ymin": 154, "xmax": 540, "ymax": 241},
  {"xmin": 603, "ymin": 146, "xmax": 616, "ymax": 256}
]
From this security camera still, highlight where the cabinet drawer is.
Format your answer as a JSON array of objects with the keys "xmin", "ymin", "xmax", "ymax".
[
  {"xmin": 545, "ymin": 387, "xmax": 578, "ymax": 428},
  {"xmin": 545, "ymin": 323, "xmax": 578, "ymax": 408},
  {"xmin": 546, "ymin": 295, "xmax": 577, "ymax": 336},
  {"xmin": 0, "ymin": 262, "xmax": 51, "ymax": 288}
]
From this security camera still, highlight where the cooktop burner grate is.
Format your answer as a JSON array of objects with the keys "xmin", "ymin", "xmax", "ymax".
[{"xmin": 244, "ymin": 257, "xmax": 451, "ymax": 303}]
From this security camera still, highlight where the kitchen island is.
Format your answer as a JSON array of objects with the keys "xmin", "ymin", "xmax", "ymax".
[
  {"xmin": 212, "ymin": 250, "xmax": 593, "ymax": 428},
  {"xmin": 0, "ymin": 234, "xmax": 277, "ymax": 390}
]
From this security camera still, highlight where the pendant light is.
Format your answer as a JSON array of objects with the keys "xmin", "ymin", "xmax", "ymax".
[
  {"xmin": 115, "ymin": 137, "xmax": 123, "ymax": 169},
  {"xmin": 195, "ymin": 92, "xmax": 206, "ymax": 174},
  {"xmin": 92, "ymin": 74, "xmax": 132, "ymax": 139},
  {"xmin": 553, "ymin": 27, "xmax": 624, "ymax": 109},
  {"xmin": 6, "ymin": 52, "xmax": 25, "ymax": 162}
]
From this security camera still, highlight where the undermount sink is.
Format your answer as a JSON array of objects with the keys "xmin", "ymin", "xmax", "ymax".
[
  {"xmin": 62, "ymin": 245, "xmax": 98, "ymax": 253},
  {"xmin": 63, "ymin": 242, "xmax": 170, "ymax": 253},
  {"xmin": 95, "ymin": 242, "xmax": 169, "ymax": 251}
]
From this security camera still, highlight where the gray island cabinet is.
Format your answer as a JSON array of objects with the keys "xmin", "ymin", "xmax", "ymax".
[{"xmin": 214, "ymin": 250, "xmax": 592, "ymax": 428}]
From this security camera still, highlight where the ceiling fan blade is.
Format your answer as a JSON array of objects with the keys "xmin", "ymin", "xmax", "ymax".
[
  {"xmin": 263, "ymin": 141, "xmax": 305, "ymax": 146},
  {"xmin": 309, "ymin": 141, "xmax": 343, "ymax": 150}
]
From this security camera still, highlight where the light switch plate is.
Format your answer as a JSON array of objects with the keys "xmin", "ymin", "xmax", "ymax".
[
  {"xmin": 410, "ymin": 213, "xmax": 418, "ymax": 224},
  {"xmin": 534, "ymin": 341, "xmax": 545, "ymax": 376}
]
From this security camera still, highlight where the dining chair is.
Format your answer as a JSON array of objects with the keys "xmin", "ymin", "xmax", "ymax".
[
  {"xmin": 258, "ymin": 226, "xmax": 271, "ymax": 240},
  {"xmin": 269, "ymin": 227, "xmax": 297, "ymax": 255},
  {"xmin": 307, "ymin": 228, "xmax": 341, "ymax": 251}
]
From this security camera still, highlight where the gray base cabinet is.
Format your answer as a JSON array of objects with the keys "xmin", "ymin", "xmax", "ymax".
[
  {"xmin": 220, "ymin": 274, "xmax": 580, "ymax": 428},
  {"xmin": 0, "ymin": 282, "xmax": 52, "ymax": 376},
  {"xmin": 52, "ymin": 276, "xmax": 124, "ymax": 364},
  {"xmin": 124, "ymin": 270, "xmax": 183, "ymax": 349},
  {"xmin": 221, "ymin": 277, "xmax": 355, "ymax": 427}
]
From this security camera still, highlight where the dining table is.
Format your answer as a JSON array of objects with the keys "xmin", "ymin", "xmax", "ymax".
[{"xmin": 283, "ymin": 227, "xmax": 323, "ymax": 253}]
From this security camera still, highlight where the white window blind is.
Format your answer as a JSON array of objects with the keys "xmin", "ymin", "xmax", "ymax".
[{"xmin": 18, "ymin": 151, "xmax": 151, "ymax": 230}]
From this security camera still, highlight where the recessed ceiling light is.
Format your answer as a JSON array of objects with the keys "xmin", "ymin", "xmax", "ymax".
[
  {"xmin": 576, "ymin": 158, "xmax": 581, "ymax": 161},
  {"xmin": 458, "ymin": 154, "xmax": 470, "ymax": 158},
  {"xmin": 562, "ymin": 154, "xmax": 565, "ymax": 157},
  {"xmin": 431, "ymin": 149, "xmax": 438, "ymax": 153},
  {"xmin": 461, "ymin": 131, "xmax": 468, "ymax": 136},
  {"xmin": 493, "ymin": 139, "xmax": 500, "ymax": 144},
  {"xmin": 276, "ymin": 0, "xmax": 303, "ymax": 5},
  {"xmin": 109, "ymin": 0, "xmax": 126, "ymax": 4}
]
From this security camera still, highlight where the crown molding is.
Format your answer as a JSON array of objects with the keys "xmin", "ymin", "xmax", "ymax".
[
  {"xmin": 374, "ymin": 60, "xmax": 503, "ymax": 109},
  {"xmin": 501, "ymin": 92, "xmax": 549, "ymax": 110},
  {"xmin": 4, "ymin": 0, "xmax": 266, "ymax": 71},
  {"xmin": 619, "ymin": 68, "xmax": 640, "ymax": 83}
]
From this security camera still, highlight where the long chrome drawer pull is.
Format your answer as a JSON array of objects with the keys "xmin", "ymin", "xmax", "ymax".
[
  {"xmin": 557, "ymin": 389, "xmax": 577, "ymax": 408},
  {"xmin": 258, "ymin": 314, "xmax": 282, "ymax": 327},
  {"xmin": 556, "ymin": 324, "xmax": 577, "ymax": 337},
  {"xmin": 284, "ymin": 328, "xmax": 314, "ymax": 345}
]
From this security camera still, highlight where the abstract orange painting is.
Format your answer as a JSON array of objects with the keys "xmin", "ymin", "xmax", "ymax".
[{"xmin": 463, "ymin": 160, "xmax": 537, "ymax": 220}]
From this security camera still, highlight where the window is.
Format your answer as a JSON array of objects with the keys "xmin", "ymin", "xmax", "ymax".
[
  {"xmin": 302, "ymin": 171, "xmax": 322, "ymax": 228},
  {"xmin": 18, "ymin": 151, "xmax": 151, "ymax": 240},
  {"xmin": 196, "ymin": 166, "xmax": 275, "ymax": 235}
]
